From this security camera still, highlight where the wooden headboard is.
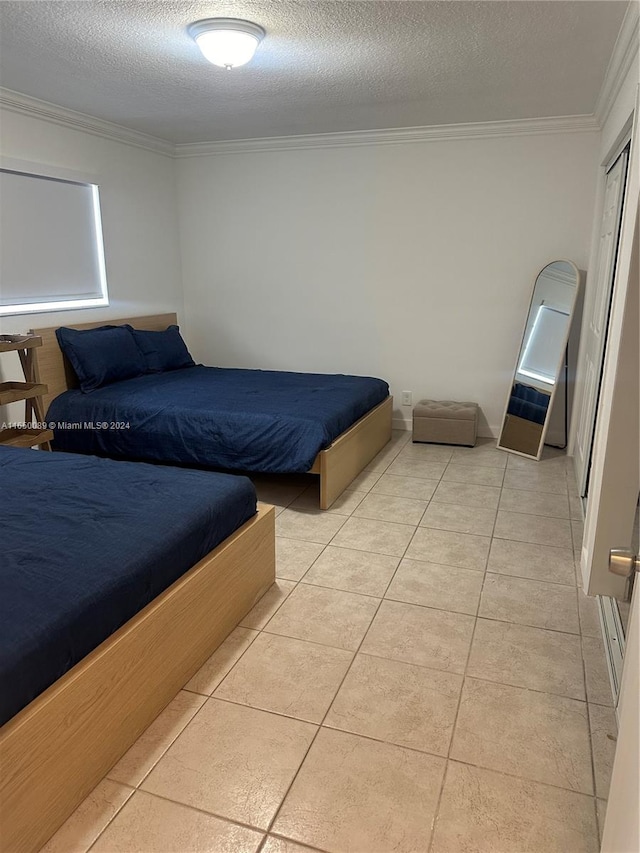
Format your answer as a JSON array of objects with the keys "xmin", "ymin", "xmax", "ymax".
[{"xmin": 32, "ymin": 313, "xmax": 177, "ymax": 413}]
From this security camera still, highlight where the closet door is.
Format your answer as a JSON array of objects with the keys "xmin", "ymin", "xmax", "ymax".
[
  {"xmin": 581, "ymin": 92, "xmax": 638, "ymax": 599},
  {"xmin": 574, "ymin": 145, "xmax": 629, "ymax": 496}
]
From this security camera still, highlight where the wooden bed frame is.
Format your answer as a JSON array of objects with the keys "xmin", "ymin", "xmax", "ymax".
[
  {"xmin": 0, "ymin": 504, "xmax": 276, "ymax": 853},
  {"xmin": 32, "ymin": 313, "xmax": 393, "ymax": 509}
]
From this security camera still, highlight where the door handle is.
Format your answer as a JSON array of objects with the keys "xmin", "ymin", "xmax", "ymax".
[{"xmin": 609, "ymin": 548, "xmax": 640, "ymax": 578}]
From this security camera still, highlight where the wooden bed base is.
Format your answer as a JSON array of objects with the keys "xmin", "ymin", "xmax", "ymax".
[
  {"xmin": 0, "ymin": 504, "xmax": 276, "ymax": 853},
  {"xmin": 32, "ymin": 315, "xmax": 393, "ymax": 509},
  {"xmin": 309, "ymin": 396, "xmax": 392, "ymax": 507}
]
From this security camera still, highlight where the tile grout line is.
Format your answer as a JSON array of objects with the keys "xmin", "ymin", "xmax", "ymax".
[
  {"xmin": 87, "ymin": 440, "xmax": 398, "ymax": 853},
  {"xmin": 219, "ymin": 635, "xmax": 590, "ymax": 705},
  {"xmin": 426, "ymin": 452, "xmax": 502, "ymax": 852},
  {"xmin": 90, "ymin": 730, "xmax": 602, "ymax": 853},
  {"xmin": 476, "ymin": 584, "xmax": 582, "ymax": 635},
  {"xmin": 481, "ymin": 567, "xmax": 578, "ymax": 589},
  {"xmin": 84, "ymin": 785, "xmax": 137, "ymax": 853},
  {"xmin": 243, "ymin": 455, "xmax": 386, "ymax": 842},
  {"xmin": 584, "ymin": 695, "xmax": 604, "ymax": 837},
  {"xmin": 94, "ymin": 463, "xmax": 340, "ymax": 853},
  {"xmin": 258, "ymin": 435, "xmax": 453, "ymax": 842},
  {"xmin": 433, "ymin": 453, "xmax": 584, "ymax": 845},
  {"xmin": 283, "ymin": 531, "xmax": 578, "ymax": 587},
  {"xmin": 105, "ymin": 691, "xmax": 208, "ymax": 789},
  {"xmin": 262, "ymin": 443, "xmax": 596, "ymax": 846},
  {"xmin": 84, "ymin": 465, "xmax": 339, "ymax": 852},
  {"xmin": 91, "ymin": 785, "xmax": 331, "ymax": 853},
  {"xmin": 63, "ymin": 494, "xmax": 313, "ymax": 853},
  {"xmin": 262, "ymin": 441, "xmax": 406, "ymax": 629},
  {"xmin": 85, "ymin": 638, "xmax": 267, "ymax": 852},
  {"xmin": 261, "ymin": 439, "xmax": 429, "ymax": 840},
  {"xmin": 263, "ymin": 833, "xmax": 331, "ymax": 853},
  {"xmin": 208, "ymin": 684, "xmax": 601, "ymax": 801}
]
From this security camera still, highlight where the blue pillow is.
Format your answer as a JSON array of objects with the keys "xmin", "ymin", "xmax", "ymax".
[
  {"xmin": 128, "ymin": 325, "xmax": 195, "ymax": 373},
  {"xmin": 56, "ymin": 325, "xmax": 146, "ymax": 393}
]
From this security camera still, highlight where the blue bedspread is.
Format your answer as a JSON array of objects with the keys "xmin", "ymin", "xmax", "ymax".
[
  {"xmin": 0, "ymin": 446, "xmax": 256, "ymax": 726},
  {"xmin": 507, "ymin": 382, "xmax": 550, "ymax": 425},
  {"xmin": 46, "ymin": 366, "xmax": 390, "ymax": 472}
]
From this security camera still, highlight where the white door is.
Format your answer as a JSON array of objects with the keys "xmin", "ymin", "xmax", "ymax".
[
  {"xmin": 581, "ymin": 90, "xmax": 639, "ymax": 600},
  {"xmin": 574, "ymin": 146, "xmax": 629, "ymax": 496},
  {"xmin": 584, "ymin": 162, "xmax": 639, "ymax": 850}
]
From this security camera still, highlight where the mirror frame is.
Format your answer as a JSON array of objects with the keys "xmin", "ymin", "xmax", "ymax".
[{"xmin": 497, "ymin": 259, "xmax": 581, "ymax": 461}]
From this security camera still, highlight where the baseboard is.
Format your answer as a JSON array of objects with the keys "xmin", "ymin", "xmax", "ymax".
[
  {"xmin": 544, "ymin": 430, "xmax": 567, "ymax": 448},
  {"xmin": 392, "ymin": 417, "xmax": 411, "ymax": 431}
]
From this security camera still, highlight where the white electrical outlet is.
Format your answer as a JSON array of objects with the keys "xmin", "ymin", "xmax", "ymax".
[{"xmin": 402, "ymin": 391, "xmax": 412, "ymax": 406}]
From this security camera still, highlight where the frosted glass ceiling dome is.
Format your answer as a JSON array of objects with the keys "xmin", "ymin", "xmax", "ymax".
[{"xmin": 188, "ymin": 18, "xmax": 265, "ymax": 69}]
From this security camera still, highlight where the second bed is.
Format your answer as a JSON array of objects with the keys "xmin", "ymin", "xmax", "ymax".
[
  {"xmin": 0, "ymin": 446, "xmax": 275, "ymax": 852},
  {"xmin": 35, "ymin": 314, "xmax": 393, "ymax": 508}
]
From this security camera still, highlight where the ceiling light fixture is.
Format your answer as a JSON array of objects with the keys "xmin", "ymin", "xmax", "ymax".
[{"xmin": 188, "ymin": 18, "xmax": 265, "ymax": 69}]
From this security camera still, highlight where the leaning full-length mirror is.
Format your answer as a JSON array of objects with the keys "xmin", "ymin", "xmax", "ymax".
[{"xmin": 498, "ymin": 260, "xmax": 580, "ymax": 460}]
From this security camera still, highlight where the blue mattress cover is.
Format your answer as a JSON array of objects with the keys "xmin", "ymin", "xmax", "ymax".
[
  {"xmin": 46, "ymin": 366, "xmax": 390, "ymax": 472},
  {"xmin": 0, "ymin": 446, "xmax": 256, "ymax": 726}
]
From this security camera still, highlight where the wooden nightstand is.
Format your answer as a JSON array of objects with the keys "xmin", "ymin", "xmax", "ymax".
[{"xmin": 0, "ymin": 335, "xmax": 53, "ymax": 449}]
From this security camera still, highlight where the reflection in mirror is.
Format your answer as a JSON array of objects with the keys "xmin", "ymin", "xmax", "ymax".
[{"xmin": 498, "ymin": 260, "xmax": 580, "ymax": 460}]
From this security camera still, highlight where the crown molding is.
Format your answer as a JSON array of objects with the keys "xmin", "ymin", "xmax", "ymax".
[
  {"xmin": 0, "ymin": 86, "xmax": 600, "ymax": 160},
  {"xmin": 0, "ymin": 88, "xmax": 175, "ymax": 157},
  {"xmin": 174, "ymin": 115, "xmax": 599, "ymax": 158},
  {"xmin": 594, "ymin": 1, "xmax": 640, "ymax": 129}
]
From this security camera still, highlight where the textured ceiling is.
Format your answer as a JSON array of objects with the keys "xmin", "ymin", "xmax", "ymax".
[{"xmin": 0, "ymin": 1, "xmax": 628, "ymax": 144}]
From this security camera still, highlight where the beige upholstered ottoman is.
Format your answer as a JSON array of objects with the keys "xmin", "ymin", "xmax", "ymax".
[{"xmin": 413, "ymin": 400, "xmax": 478, "ymax": 446}]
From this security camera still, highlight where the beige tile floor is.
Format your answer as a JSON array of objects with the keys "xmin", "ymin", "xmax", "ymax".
[{"xmin": 41, "ymin": 435, "xmax": 617, "ymax": 853}]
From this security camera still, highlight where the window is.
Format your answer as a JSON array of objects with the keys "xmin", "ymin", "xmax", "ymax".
[
  {"xmin": 0, "ymin": 164, "xmax": 108, "ymax": 316},
  {"xmin": 518, "ymin": 304, "xmax": 570, "ymax": 386}
]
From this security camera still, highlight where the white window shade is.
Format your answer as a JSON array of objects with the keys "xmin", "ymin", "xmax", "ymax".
[
  {"xmin": 0, "ymin": 168, "xmax": 108, "ymax": 315},
  {"xmin": 518, "ymin": 304, "xmax": 570, "ymax": 385}
]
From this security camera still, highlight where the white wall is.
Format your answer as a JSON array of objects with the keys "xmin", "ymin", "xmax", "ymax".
[
  {"xmin": 0, "ymin": 106, "xmax": 603, "ymax": 437},
  {"xmin": 177, "ymin": 131, "xmax": 599, "ymax": 434},
  {"xmin": 0, "ymin": 108, "xmax": 183, "ymax": 396}
]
